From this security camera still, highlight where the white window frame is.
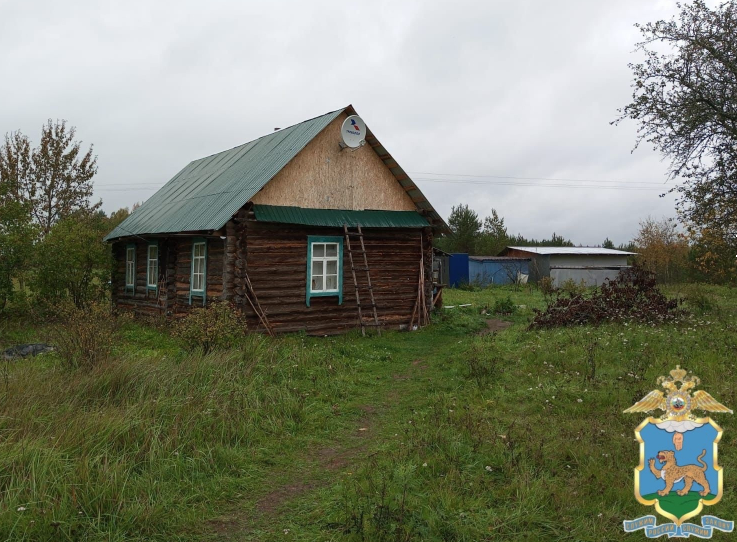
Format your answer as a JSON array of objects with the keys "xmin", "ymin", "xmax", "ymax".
[
  {"xmin": 125, "ymin": 245, "xmax": 135, "ymax": 291},
  {"xmin": 147, "ymin": 243, "xmax": 159, "ymax": 290},
  {"xmin": 191, "ymin": 241, "xmax": 206, "ymax": 293},
  {"xmin": 306, "ymin": 236, "xmax": 343, "ymax": 307},
  {"xmin": 310, "ymin": 242, "xmax": 340, "ymax": 293}
]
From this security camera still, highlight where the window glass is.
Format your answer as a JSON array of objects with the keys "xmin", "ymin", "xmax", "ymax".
[
  {"xmin": 312, "ymin": 275, "xmax": 323, "ymax": 291},
  {"xmin": 192, "ymin": 241, "xmax": 206, "ymax": 292},
  {"xmin": 312, "ymin": 244, "xmax": 325, "ymax": 258},
  {"xmin": 126, "ymin": 247, "xmax": 135, "ymax": 288},
  {"xmin": 325, "ymin": 275, "xmax": 338, "ymax": 290},
  {"xmin": 147, "ymin": 245, "xmax": 158, "ymax": 288}
]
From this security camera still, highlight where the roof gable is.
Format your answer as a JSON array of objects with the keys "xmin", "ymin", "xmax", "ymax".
[
  {"xmin": 251, "ymin": 112, "xmax": 417, "ymax": 212},
  {"xmin": 105, "ymin": 106, "xmax": 446, "ymax": 241}
]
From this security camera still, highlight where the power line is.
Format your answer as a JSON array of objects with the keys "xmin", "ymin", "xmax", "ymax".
[
  {"xmin": 91, "ymin": 171, "xmax": 671, "ymax": 193},
  {"xmin": 408, "ymin": 171, "xmax": 667, "ymax": 185},
  {"xmin": 412, "ymin": 177, "xmax": 666, "ymax": 191}
]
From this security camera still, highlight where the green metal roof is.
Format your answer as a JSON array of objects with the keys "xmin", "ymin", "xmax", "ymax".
[
  {"xmin": 104, "ymin": 108, "xmax": 344, "ymax": 241},
  {"xmin": 252, "ymin": 205, "xmax": 430, "ymax": 228},
  {"xmin": 105, "ymin": 105, "xmax": 447, "ymax": 241}
]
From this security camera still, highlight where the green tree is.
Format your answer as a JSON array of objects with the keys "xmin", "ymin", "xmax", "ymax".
[
  {"xmin": 108, "ymin": 207, "xmax": 130, "ymax": 231},
  {"xmin": 686, "ymin": 212, "xmax": 737, "ymax": 284},
  {"xmin": 633, "ymin": 216, "xmax": 689, "ymax": 283},
  {"xmin": 476, "ymin": 209, "xmax": 509, "ymax": 255},
  {"xmin": 0, "ymin": 131, "xmax": 32, "ymax": 203},
  {"xmin": 0, "ymin": 120, "xmax": 99, "ymax": 235},
  {"xmin": 31, "ymin": 211, "xmax": 111, "ymax": 308},
  {"xmin": 0, "ymin": 193, "xmax": 38, "ymax": 310},
  {"xmin": 443, "ymin": 204, "xmax": 481, "ymax": 253},
  {"xmin": 615, "ymin": 1, "xmax": 737, "ymax": 241},
  {"xmin": 507, "ymin": 232, "xmax": 574, "ymax": 247},
  {"xmin": 602, "ymin": 237, "xmax": 615, "ymax": 249}
]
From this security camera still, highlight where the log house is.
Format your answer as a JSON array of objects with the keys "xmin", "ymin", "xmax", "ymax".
[{"xmin": 105, "ymin": 105, "xmax": 447, "ymax": 334}]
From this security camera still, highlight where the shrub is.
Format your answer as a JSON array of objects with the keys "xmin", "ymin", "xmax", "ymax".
[
  {"xmin": 51, "ymin": 301, "xmax": 119, "ymax": 369},
  {"xmin": 538, "ymin": 277, "xmax": 555, "ymax": 296},
  {"xmin": 492, "ymin": 295, "xmax": 516, "ymax": 315},
  {"xmin": 681, "ymin": 284, "xmax": 717, "ymax": 313},
  {"xmin": 31, "ymin": 212, "xmax": 111, "ymax": 309},
  {"xmin": 457, "ymin": 281, "xmax": 479, "ymax": 292},
  {"xmin": 529, "ymin": 265, "xmax": 684, "ymax": 329},
  {"xmin": 172, "ymin": 301, "xmax": 246, "ymax": 353},
  {"xmin": 559, "ymin": 278, "xmax": 587, "ymax": 297}
]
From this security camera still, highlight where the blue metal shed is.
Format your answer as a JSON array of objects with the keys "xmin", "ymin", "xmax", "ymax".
[
  {"xmin": 448, "ymin": 253, "xmax": 470, "ymax": 287},
  {"xmin": 469, "ymin": 256, "xmax": 530, "ymax": 286}
]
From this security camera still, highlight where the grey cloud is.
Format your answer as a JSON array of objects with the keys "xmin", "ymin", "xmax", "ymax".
[{"xmin": 1, "ymin": 0, "xmax": 691, "ymax": 245}]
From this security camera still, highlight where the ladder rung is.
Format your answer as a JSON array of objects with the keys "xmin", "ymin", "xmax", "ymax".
[
  {"xmin": 356, "ymin": 303, "xmax": 376, "ymax": 307},
  {"xmin": 352, "ymin": 267, "xmax": 371, "ymax": 271},
  {"xmin": 345, "ymin": 232, "xmax": 363, "ymax": 236}
]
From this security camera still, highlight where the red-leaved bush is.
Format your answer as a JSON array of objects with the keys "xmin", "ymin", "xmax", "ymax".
[{"xmin": 529, "ymin": 265, "xmax": 684, "ymax": 329}]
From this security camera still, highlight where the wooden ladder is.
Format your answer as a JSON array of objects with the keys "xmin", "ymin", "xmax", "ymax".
[{"xmin": 343, "ymin": 224, "xmax": 381, "ymax": 336}]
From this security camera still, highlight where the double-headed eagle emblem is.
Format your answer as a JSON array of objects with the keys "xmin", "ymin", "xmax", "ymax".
[
  {"xmin": 625, "ymin": 366, "xmax": 732, "ymax": 419},
  {"xmin": 625, "ymin": 366, "xmax": 732, "ymax": 450}
]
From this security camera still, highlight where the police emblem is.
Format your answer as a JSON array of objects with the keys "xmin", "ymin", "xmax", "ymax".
[{"xmin": 623, "ymin": 366, "xmax": 734, "ymax": 538}]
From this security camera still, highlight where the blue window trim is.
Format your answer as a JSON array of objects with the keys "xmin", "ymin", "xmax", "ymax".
[
  {"xmin": 146, "ymin": 241, "xmax": 159, "ymax": 292},
  {"xmin": 306, "ymin": 236, "xmax": 343, "ymax": 307},
  {"xmin": 125, "ymin": 243, "xmax": 136, "ymax": 294},
  {"xmin": 189, "ymin": 237, "xmax": 207, "ymax": 306}
]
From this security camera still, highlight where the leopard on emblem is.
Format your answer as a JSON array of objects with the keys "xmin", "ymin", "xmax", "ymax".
[{"xmin": 623, "ymin": 366, "xmax": 734, "ymax": 538}]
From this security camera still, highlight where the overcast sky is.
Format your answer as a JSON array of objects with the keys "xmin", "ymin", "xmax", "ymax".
[{"xmin": 1, "ymin": 0, "xmax": 695, "ymax": 246}]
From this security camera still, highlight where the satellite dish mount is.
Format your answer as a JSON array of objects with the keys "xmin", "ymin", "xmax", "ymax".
[{"xmin": 339, "ymin": 115, "xmax": 366, "ymax": 151}]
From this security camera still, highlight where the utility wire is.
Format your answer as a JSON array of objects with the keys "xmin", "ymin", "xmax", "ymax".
[
  {"xmin": 408, "ymin": 171, "xmax": 667, "ymax": 185},
  {"xmin": 92, "ymin": 171, "xmax": 671, "ymax": 193},
  {"xmin": 412, "ymin": 178, "xmax": 664, "ymax": 191}
]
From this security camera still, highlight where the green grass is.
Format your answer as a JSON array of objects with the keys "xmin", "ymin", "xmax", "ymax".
[{"xmin": 0, "ymin": 283, "xmax": 736, "ymax": 541}]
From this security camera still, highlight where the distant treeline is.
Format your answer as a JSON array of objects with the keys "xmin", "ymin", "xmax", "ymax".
[{"xmin": 434, "ymin": 204, "xmax": 734, "ymax": 286}]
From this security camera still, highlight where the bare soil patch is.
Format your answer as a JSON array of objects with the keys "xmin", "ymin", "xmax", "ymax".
[
  {"xmin": 478, "ymin": 318, "xmax": 512, "ymax": 335},
  {"xmin": 209, "ymin": 404, "xmax": 377, "ymax": 539}
]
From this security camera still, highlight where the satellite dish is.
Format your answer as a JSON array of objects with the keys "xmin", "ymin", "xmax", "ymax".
[{"xmin": 340, "ymin": 115, "xmax": 366, "ymax": 148}]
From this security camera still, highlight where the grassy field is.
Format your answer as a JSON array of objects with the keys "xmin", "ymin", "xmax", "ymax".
[{"xmin": 0, "ymin": 284, "xmax": 736, "ymax": 541}]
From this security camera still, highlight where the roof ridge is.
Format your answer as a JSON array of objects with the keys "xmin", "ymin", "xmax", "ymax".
[{"xmin": 187, "ymin": 106, "xmax": 348, "ymax": 165}]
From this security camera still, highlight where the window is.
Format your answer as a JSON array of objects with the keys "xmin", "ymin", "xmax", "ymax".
[
  {"xmin": 125, "ymin": 244, "xmax": 136, "ymax": 292},
  {"xmin": 147, "ymin": 243, "xmax": 158, "ymax": 290},
  {"xmin": 306, "ymin": 236, "xmax": 342, "ymax": 307},
  {"xmin": 190, "ymin": 239, "xmax": 207, "ymax": 304}
]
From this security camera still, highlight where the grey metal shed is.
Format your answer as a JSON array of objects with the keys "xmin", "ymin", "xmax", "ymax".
[{"xmin": 498, "ymin": 246, "xmax": 637, "ymax": 287}]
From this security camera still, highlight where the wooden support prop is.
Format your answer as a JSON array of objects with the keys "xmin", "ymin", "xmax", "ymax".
[
  {"xmin": 243, "ymin": 270, "xmax": 274, "ymax": 337},
  {"xmin": 410, "ymin": 232, "xmax": 431, "ymax": 329}
]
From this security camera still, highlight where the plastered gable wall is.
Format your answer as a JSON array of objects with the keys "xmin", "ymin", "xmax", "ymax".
[{"xmin": 250, "ymin": 113, "xmax": 417, "ymax": 211}]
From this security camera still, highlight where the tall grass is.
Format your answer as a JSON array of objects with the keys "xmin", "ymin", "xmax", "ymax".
[
  {"xmin": 0, "ymin": 327, "xmax": 376, "ymax": 541},
  {"xmin": 2, "ymin": 284, "xmax": 737, "ymax": 541}
]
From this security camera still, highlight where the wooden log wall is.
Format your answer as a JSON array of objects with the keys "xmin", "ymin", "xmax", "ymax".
[
  {"xmin": 112, "ymin": 240, "xmax": 169, "ymax": 317},
  {"xmin": 171, "ymin": 237, "xmax": 224, "ymax": 315},
  {"xmin": 223, "ymin": 220, "xmax": 237, "ymax": 301},
  {"xmin": 111, "ymin": 221, "xmax": 434, "ymax": 336},
  {"xmin": 242, "ymin": 221, "xmax": 433, "ymax": 335},
  {"xmin": 112, "ymin": 236, "xmax": 224, "ymax": 317}
]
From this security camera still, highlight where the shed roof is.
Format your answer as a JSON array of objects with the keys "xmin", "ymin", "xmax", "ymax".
[
  {"xmin": 502, "ymin": 246, "xmax": 637, "ymax": 256},
  {"xmin": 105, "ymin": 105, "xmax": 445, "ymax": 241},
  {"xmin": 252, "ymin": 205, "xmax": 430, "ymax": 228},
  {"xmin": 469, "ymin": 256, "xmax": 531, "ymax": 261}
]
